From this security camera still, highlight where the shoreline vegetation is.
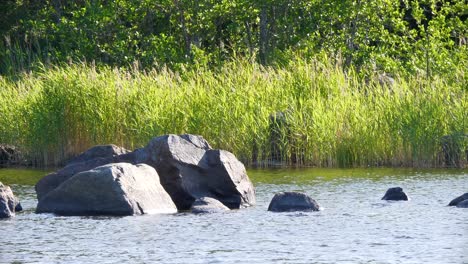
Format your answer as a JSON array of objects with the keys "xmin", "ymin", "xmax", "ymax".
[
  {"xmin": 0, "ymin": 1, "xmax": 467, "ymax": 168},
  {"xmin": 1, "ymin": 57, "xmax": 466, "ymax": 168}
]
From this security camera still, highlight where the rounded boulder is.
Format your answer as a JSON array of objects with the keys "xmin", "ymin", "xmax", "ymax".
[
  {"xmin": 268, "ymin": 192, "xmax": 320, "ymax": 212},
  {"xmin": 36, "ymin": 163, "xmax": 177, "ymax": 216},
  {"xmin": 382, "ymin": 187, "xmax": 409, "ymax": 201},
  {"xmin": 191, "ymin": 197, "xmax": 230, "ymax": 214},
  {"xmin": 448, "ymin": 193, "xmax": 468, "ymax": 206}
]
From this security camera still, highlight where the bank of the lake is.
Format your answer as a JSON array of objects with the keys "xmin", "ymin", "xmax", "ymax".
[
  {"xmin": 1, "ymin": 58, "xmax": 467, "ymax": 168},
  {"xmin": 1, "ymin": 168, "xmax": 467, "ymax": 263}
]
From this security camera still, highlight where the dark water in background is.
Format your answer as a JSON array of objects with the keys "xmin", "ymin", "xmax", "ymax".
[{"xmin": 0, "ymin": 168, "xmax": 467, "ymax": 264}]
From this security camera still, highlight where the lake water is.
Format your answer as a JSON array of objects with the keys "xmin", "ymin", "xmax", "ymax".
[{"xmin": 0, "ymin": 168, "xmax": 467, "ymax": 264}]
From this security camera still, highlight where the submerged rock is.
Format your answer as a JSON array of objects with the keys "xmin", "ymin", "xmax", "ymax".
[
  {"xmin": 191, "ymin": 197, "xmax": 230, "ymax": 214},
  {"xmin": 456, "ymin": 199, "xmax": 468, "ymax": 208},
  {"xmin": 268, "ymin": 192, "xmax": 320, "ymax": 212},
  {"xmin": 448, "ymin": 193, "xmax": 468, "ymax": 207},
  {"xmin": 0, "ymin": 182, "xmax": 21, "ymax": 218},
  {"xmin": 136, "ymin": 134, "xmax": 256, "ymax": 210},
  {"xmin": 36, "ymin": 163, "xmax": 177, "ymax": 216},
  {"xmin": 381, "ymin": 187, "xmax": 409, "ymax": 201}
]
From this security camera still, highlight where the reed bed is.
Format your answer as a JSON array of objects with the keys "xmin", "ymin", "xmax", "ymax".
[{"xmin": 0, "ymin": 58, "xmax": 466, "ymax": 167}]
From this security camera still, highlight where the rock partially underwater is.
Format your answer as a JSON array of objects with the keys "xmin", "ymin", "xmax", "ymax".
[
  {"xmin": 136, "ymin": 134, "xmax": 256, "ymax": 210},
  {"xmin": 190, "ymin": 197, "xmax": 230, "ymax": 214},
  {"xmin": 448, "ymin": 193, "xmax": 468, "ymax": 208},
  {"xmin": 381, "ymin": 187, "xmax": 409, "ymax": 201},
  {"xmin": 268, "ymin": 192, "xmax": 320, "ymax": 212},
  {"xmin": 0, "ymin": 182, "xmax": 22, "ymax": 218},
  {"xmin": 34, "ymin": 134, "xmax": 256, "ymax": 216},
  {"xmin": 36, "ymin": 163, "xmax": 177, "ymax": 216}
]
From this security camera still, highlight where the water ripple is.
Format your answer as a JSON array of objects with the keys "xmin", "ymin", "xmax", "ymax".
[{"xmin": 1, "ymin": 172, "xmax": 467, "ymax": 263}]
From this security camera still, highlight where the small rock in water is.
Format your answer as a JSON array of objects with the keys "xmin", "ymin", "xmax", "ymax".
[
  {"xmin": 456, "ymin": 199, "xmax": 468, "ymax": 208},
  {"xmin": 268, "ymin": 192, "xmax": 320, "ymax": 212},
  {"xmin": 381, "ymin": 187, "xmax": 409, "ymax": 201},
  {"xmin": 191, "ymin": 197, "xmax": 230, "ymax": 214},
  {"xmin": 448, "ymin": 193, "xmax": 468, "ymax": 206}
]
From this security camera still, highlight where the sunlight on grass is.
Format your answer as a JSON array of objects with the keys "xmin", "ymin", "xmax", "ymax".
[{"xmin": 0, "ymin": 57, "xmax": 466, "ymax": 167}]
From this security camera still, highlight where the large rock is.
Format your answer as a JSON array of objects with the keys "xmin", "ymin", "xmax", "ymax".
[
  {"xmin": 35, "ymin": 134, "xmax": 256, "ymax": 211},
  {"xmin": 137, "ymin": 134, "xmax": 256, "ymax": 210},
  {"xmin": 191, "ymin": 197, "xmax": 230, "ymax": 214},
  {"xmin": 381, "ymin": 187, "xmax": 409, "ymax": 201},
  {"xmin": 268, "ymin": 192, "xmax": 320, "ymax": 212},
  {"xmin": 0, "ymin": 182, "xmax": 22, "ymax": 218},
  {"xmin": 35, "ymin": 145, "xmax": 134, "ymax": 201},
  {"xmin": 36, "ymin": 163, "xmax": 177, "ymax": 216},
  {"xmin": 448, "ymin": 193, "xmax": 468, "ymax": 206},
  {"xmin": 36, "ymin": 157, "xmax": 114, "ymax": 201}
]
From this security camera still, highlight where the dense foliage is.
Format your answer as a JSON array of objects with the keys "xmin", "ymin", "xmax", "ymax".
[
  {"xmin": 0, "ymin": 1, "xmax": 466, "ymax": 167},
  {"xmin": 1, "ymin": 0, "xmax": 467, "ymax": 75}
]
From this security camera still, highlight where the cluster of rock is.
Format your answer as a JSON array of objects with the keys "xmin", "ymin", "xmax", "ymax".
[
  {"xmin": 265, "ymin": 187, "xmax": 410, "ymax": 213},
  {"xmin": 266, "ymin": 187, "xmax": 467, "ymax": 213},
  {"xmin": 34, "ymin": 134, "xmax": 256, "ymax": 216},
  {"xmin": 3, "ymin": 134, "xmax": 466, "ymax": 218},
  {"xmin": 0, "ymin": 182, "xmax": 22, "ymax": 218}
]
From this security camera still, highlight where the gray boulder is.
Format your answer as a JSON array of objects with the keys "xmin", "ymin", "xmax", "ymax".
[
  {"xmin": 36, "ymin": 163, "xmax": 177, "ymax": 216},
  {"xmin": 35, "ymin": 145, "xmax": 134, "ymax": 201},
  {"xmin": 448, "ymin": 193, "xmax": 468, "ymax": 206},
  {"xmin": 268, "ymin": 192, "xmax": 320, "ymax": 212},
  {"xmin": 382, "ymin": 187, "xmax": 409, "ymax": 201},
  {"xmin": 0, "ymin": 182, "xmax": 21, "ymax": 218},
  {"xmin": 137, "ymin": 134, "xmax": 256, "ymax": 210},
  {"xmin": 191, "ymin": 197, "xmax": 230, "ymax": 214},
  {"xmin": 67, "ymin": 144, "xmax": 130, "ymax": 165},
  {"xmin": 36, "ymin": 157, "xmax": 114, "ymax": 201},
  {"xmin": 456, "ymin": 199, "xmax": 468, "ymax": 208}
]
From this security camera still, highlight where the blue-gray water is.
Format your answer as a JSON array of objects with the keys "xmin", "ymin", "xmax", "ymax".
[{"xmin": 1, "ymin": 168, "xmax": 467, "ymax": 264}]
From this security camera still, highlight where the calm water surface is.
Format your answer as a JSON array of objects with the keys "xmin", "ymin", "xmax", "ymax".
[{"xmin": 0, "ymin": 168, "xmax": 467, "ymax": 264}]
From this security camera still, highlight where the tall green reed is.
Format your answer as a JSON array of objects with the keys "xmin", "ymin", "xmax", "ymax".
[{"xmin": 0, "ymin": 57, "xmax": 466, "ymax": 167}]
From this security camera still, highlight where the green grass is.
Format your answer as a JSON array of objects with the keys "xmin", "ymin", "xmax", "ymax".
[{"xmin": 0, "ymin": 57, "xmax": 466, "ymax": 167}]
